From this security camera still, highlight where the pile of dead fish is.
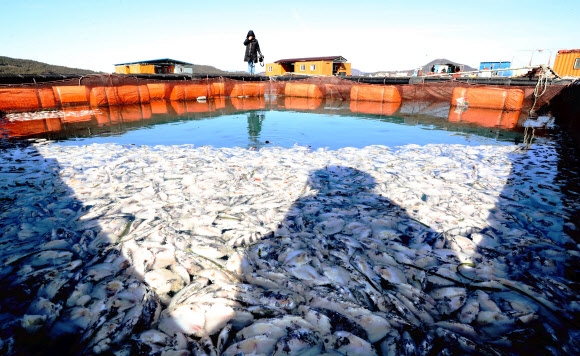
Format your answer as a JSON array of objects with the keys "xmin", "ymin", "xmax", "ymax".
[{"xmin": 0, "ymin": 140, "xmax": 578, "ymax": 355}]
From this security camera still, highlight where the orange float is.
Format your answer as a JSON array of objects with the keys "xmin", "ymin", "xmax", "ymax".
[
  {"xmin": 284, "ymin": 83, "xmax": 323, "ymax": 98},
  {"xmin": 451, "ymin": 87, "xmax": 524, "ymax": 111},
  {"xmin": 229, "ymin": 82, "xmax": 266, "ymax": 97},
  {"xmin": 53, "ymin": 86, "xmax": 89, "ymax": 106},
  {"xmin": 89, "ymin": 87, "xmax": 109, "ymax": 107},
  {"xmin": 115, "ymin": 85, "xmax": 144, "ymax": 105},
  {"xmin": 211, "ymin": 82, "xmax": 225, "ymax": 97},
  {"xmin": 147, "ymin": 83, "xmax": 167, "ymax": 101},
  {"xmin": 138, "ymin": 85, "xmax": 151, "ymax": 104},
  {"xmin": 38, "ymin": 88, "xmax": 58, "ymax": 109},
  {"xmin": 0, "ymin": 88, "xmax": 42, "ymax": 111},
  {"xmin": 170, "ymin": 84, "xmax": 209, "ymax": 101}
]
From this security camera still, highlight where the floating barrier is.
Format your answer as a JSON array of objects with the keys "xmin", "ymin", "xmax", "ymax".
[
  {"xmin": 0, "ymin": 88, "xmax": 48, "ymax": 111},
  {"xmin": 38, "ymin": 88, "xmax": 58, "ymax": 109},
  {"xmin": 212, "ymin": 82, "xmax": 225, "ymax": 97},
  {"xmin": 53, "ymin": 86, "xmax": 89, "ymax": 106},
  {"xmin": 90, "ymin": 85, "xmax": 150, "ymax": 107},
  {"xmin": 350, "ymin": 85, "xmax": 402, "ymax": 103},
  {"xmin": 451, "ymin": 87, "xmax": 524, "ymax": 111},
  {"xmin": 229, "ymin": 82, "xmax": 266, "ymax": 97},
  {"xmin": 89, "ymin": 87, "xmax": 109, "ymax": 107},
  {"xmin": 147, "ymin": 83, "xmax": 167, "ymax": 101},
  {"xmin": 284, "ymin": 83, "xmax": 323, "ymax": 98},
  {"xmin": 0, "ymin": 75, "xmax": 557, "ymax": 117},
  {"xmin": 170, "ymin": 83, "xmax": 209, "ymax": 101},
  {"xmin": 448, "ymin": 107, "xmax": 521, "ymax": 128}
]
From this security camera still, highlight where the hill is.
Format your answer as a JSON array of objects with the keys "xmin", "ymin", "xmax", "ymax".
[
  {"xmin": 189, "ymin": 64, "xmax": 246, "ymax": 75},
  {"xmin": 0, "ymin": 56, "xmax": 102, "ymax": 75},
  {"xmin": 0, "ymin": 56, "xmax": 249, "ymax": 76},
  {"xmin": 0, "ymin": 56, "xmax": 476, "ymax": 77}
]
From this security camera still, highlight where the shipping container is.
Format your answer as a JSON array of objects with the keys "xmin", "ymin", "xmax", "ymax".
[
  {"xmin": 553, "ymin": 49, "xmax": 580, "ymax": 78},
  {"xmin": 479, "ymin": 61, "xmax": 512, "ymax": 77}
]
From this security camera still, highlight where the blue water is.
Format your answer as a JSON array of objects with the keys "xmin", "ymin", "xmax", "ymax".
[{"xmin": 54, "ymin": 110, "xmax": 524, "ymax": 150}]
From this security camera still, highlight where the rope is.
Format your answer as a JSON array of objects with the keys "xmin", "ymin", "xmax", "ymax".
[{"xmin": 528, "ymin": 65, "xmax": 550, "ymax": 117}]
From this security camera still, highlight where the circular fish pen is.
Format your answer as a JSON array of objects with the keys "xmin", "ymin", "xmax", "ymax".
[{"xmin": 0, "ymin": 74, "xmax": 579, "ymax": 355}]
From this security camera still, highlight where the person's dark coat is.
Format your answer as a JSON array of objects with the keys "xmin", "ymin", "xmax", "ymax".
[{"xmin": 244, "ymin": 30, "xmax": 262, "ymax": 63}]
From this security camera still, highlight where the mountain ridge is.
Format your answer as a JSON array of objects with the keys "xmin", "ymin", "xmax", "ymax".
[{"xmin": 0, "ymin": 56, "xmax": 475, "ymax": 76}]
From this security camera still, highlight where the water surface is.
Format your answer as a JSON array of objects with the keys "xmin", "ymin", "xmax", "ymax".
[{"xmin": 1, "ymin": 97, "xmax": 544, "ymax": 149}]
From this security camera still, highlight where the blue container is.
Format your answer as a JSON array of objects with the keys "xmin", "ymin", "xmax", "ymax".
[{"xmin": 479, "ymin": 61, "xmax": 512, "ymax": 77}]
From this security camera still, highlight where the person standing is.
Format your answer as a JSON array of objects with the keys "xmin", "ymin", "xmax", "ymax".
[{"xmin": 244, "ymin": 30, "xmax": 262, "ymax": 75}]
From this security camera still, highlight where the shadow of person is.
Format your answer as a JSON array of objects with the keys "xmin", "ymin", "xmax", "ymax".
[
  {"xmin": 476, "ymin": 140, "xmax": 580, "ymax": 355},
  {"xmin": 0, "ymin": 140, "xmax": 158, "ymax": 356},
  {"xmin": 0, "ymin": 141, "xmax": 90, "ymax": 355},
  {"xmin": 209, "ymin": 165, "xmax": 451, "ymax": 355},
  {"xmin": 213, "ymin": 159, "xmax": 580, "ymax": 355}
]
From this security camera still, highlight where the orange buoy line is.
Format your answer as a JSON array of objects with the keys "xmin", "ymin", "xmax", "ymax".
[{"xmin": 0, "ymin": 74, "xmax": 557, "ymax": 114}]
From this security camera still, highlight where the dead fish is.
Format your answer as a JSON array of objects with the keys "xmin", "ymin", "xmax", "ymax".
[
  {"xmin": 272, "ymin": 328, "xmax": 323, "ymax": 356},
  {"xmin": 458, "ymin": 296, "xmax": 480, "ymax": 324},
  {"xmin": 324, "ymin": 331, "xmax": 377, "ymax": 356},
  {"xmin": 401, "ymin": 330, "xmax": 416, "ymax": 356},
  {"xmin": 380, "ymin": 329, "xmax": 401, "ymax": 356}
]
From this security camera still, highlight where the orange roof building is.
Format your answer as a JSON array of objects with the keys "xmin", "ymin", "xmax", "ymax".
[
  {"xmin": 265, "ymin": 56, "xmax": 351, "ymax": 76},
  {"xmin": 114, "ymin": 58, "xmax": 193, "ymax": 74}
]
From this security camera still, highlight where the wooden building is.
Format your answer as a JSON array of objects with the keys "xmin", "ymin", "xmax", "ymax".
[
  {"xmin": 114, "ymin": 58, "xmax": 193, "ymax": 74},
  {"xmin": 265, "ymin": 56, "xmax": 351, "ymax": 76},
  {"xmin": 553, "ymin": 49, "xmax": 580, "ymax": 77}
]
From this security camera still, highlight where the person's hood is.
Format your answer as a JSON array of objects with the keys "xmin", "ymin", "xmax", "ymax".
[{"xmin": 247, "ymin": 30, "xmax": 256, "ymax": 38}]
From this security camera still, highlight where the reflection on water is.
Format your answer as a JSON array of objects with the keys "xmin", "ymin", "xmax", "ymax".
[
  {"xmin": 0, "ymin": 97, "xmax": 543, "ymax": 149},
  {"xmin": 247, "ymin": 111, "xmax": 265, "ymax": 147}
]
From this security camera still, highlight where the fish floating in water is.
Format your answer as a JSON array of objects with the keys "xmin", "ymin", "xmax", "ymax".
[{"xmin": 0, "ymin": 140, "xmax": 578, "ymax": 355}]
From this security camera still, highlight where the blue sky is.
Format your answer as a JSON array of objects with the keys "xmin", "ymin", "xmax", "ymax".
[{"xmin": 1, "ymin": 0, "xmax": 577, "ymax": 73}]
